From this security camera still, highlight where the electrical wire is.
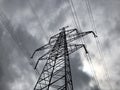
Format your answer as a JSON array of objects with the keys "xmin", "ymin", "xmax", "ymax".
[
  {"xmin": 67, "ymin": 0, "xmax": 83, "ymax": 32},
  {"xmin": 65, "ymin": 0, "xmax": 78, "ymax": 28},
  {"xmin": 63, "ymin": 0, "xmax": 76, "ymax": 27},
  {"xmin": 83, "ymin": 0, "xmax": 113, "ymax": 89},
  {"xmin": 65, "ymin": 0, "xmax": 101, "ymax": 89},
  {"xmin": 85, "ymin": 53, "xmax": 101, "ymax": 89}
]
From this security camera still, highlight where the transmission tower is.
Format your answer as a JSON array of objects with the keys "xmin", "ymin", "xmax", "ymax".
[{"xmin": 31, "ymin": 26, "xmax": 97, "ymax": 90}]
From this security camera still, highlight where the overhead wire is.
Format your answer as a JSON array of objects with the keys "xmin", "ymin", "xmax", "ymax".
[
  {"xmin": 83, "ymin": 0, "xmax": 113, "ymax": 89},
  {"xmin": 64, "ymin": 0, "xmax": 78, "ymax": 28},
  {"xmin": 85, "ymin": 53, "xmax": 101, "ymax": 89},
  {"xmin": 67, "ymin": 0, "xmax": 83, "ymax": 33},
  {"xmin": 65, "ymin": 0, "xmax": 101, "ymax": 89},
  {"xmin": 63, "ymin": 0, "xmax": 76, "ymax": 28}
]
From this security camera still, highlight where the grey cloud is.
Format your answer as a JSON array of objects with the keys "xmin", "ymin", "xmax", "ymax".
[
  {"xmin": 0, "ymin": 33, "xmax": 35, "ymax": 90},
  {"xmin": 0, "ymin": 16, "xmax": 37, "ymax": 90},
  {"xmin": 47, "ymin": 4, "xmax": 69, "ymax": 31},
  {"xmin": 90, "ymin": 0, "xmax": 120, "ymax": 89},
  {"xmin": 0, "ymin": 0, "xmax": 120, "ymax": 90},
  {"xmin": 0, "ymin": 0, "xmax": 28, "ymax": 16},
  {"xmin": 70, "ymin": 52, "xmax": 100, "ymax": 90},
  {"xmin": 13, "ymin": 25, "xmax": 39, "ymax": 56},
  {"xmin": 108, "ymin": 18, "xmax": 120, "ymax": 40},
  {"xmin": 93, "ymin": 0, "xmax": 120, "ymax": 50},
  {"xmin": 70, "ymin": 53, "xmax": 90, "ymax": 89},
  {"xmin": 0, "ymin": 31, "xmax": 18, "ymax": 90}
]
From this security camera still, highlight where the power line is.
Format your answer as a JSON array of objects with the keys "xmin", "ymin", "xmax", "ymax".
[
  {"xmin": 83, "ymin": 0, "xmax": 113, "ymax": 89},
  {"xmin": 85, "ymin": 54, "xmax": 101, "ymax": 89},
  {"xmin": 63, "ymin": 0, "xmax": 75, "ymax": 27},
  {"xmin": 65, "ymin": 0, "xmax": 102, "ymax": 89},
  {"xmin": 67, "ymin": 0, "xmax": 82, "ymax": 32},
  {"xmin": 65, "ymin": 0, "xmax": 78, "ymax": 28}
]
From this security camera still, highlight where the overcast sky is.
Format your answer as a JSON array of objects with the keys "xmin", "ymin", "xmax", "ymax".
[{"xmin": 0, "ymin": 0, "xmax": 120, "ymax": 90}]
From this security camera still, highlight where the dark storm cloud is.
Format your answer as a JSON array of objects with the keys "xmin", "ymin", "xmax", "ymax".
[
  {"xmin": 30, "ymin": 0, "xmax": 63, "ymax": 14},
  {"xmin": 108, "ymin": 18, "xmax": 120, "ymax": 40},
  {"xmin": 0, "ymin": 16, "xmax": 38, "ymax": 90},
  {"xmin": 0, "ymin": 0, "xmax": 28, "ymax": 16},
  {"xmin": 91, "ymin": 0, "xmax": 120, "ymax": 35},
  {"xmin": 0, "ymin": 0, "xmax": 63, "ymax": 89},
  {"xmin": 89, "ymin": 0, "xmax": 120, "ymax": 89},
  {"xmin": 26, "ymin": 0, "xmax": 68, "ymax": 35},
  {"xmin": 0, "ymin": 0, "xmax": 120, "ymax": 90},
  {"xmin": 47, "ymin": 4, "xmax": 69, "ymax": 31},
  {"xmin": 12, "ymin": 24, "xmax": 39, "ymax": 56},
  {"xmin": 0, "ymin": 36, "xmax": 10, "ymax": 90},
  {"xmin": 0, "ymin": 29, "xmax": 25, "ymax": 90},
  {"xmin": 89, "ymin": 0, "xmax": 120, "ymax": 50},
  {"xmin": 70, "ymin": 52, "xmax": 100, "ymax": 90},
  {"xmin": 27, "ymin": 0, "xmax": 65, "ymax": 28},
  {"xmin": 0, "ymin": 11, "xmax": 39, "ymax": 56},
  {"xmin": 70, "ymin": 53, "xmax": 90, "ymax": 89},
  {"xmin": 0, "ymin": 0, "xmax": 100, "ymax": 89}
]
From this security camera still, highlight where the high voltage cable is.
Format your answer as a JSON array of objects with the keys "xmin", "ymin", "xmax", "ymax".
[
  {"xmin": 63, "ymin": 0, "xmax": 97, "ymax": 87},
  {"xmin": 0, "ymin": 11, "xmax": 40, "ymax": 75},
  {"xmin": 64, "ymin": 0, "xmax": 76, "ymax": 27},
  {"xmin": 67, "ymin": 0, "xmax": 82, "ymax": 32},
  {"xmin": 68, "ymin": 0, "xmax": 100, "ymax": 82},
  {"xmin": 83, "ymin": 0, "xmax": 113, "ymax": 89},
  {"xmin": 67, "ymin": 0, "xmax": 100, "ymax": 85},
  {"xmin": 85, "ymin": 54, "xmax": 101, "ymax": 89},
  {"xmin": 65, "ymin": 0, "xmax": 101, "ymax": 89},
  {"xmin": 65, "ymin": 0, "xmax": 100, "ymax": 88},
  {"xmin": 96, "ymin": 38, "xmax": 113, "ymax": 90},
  {"xmin": 65, "ymin": 0, "xmax": 78, "ymax": 28},
  {"xmin": 84, "ymin": 0, "xmax": 113, "ymax": 89}
]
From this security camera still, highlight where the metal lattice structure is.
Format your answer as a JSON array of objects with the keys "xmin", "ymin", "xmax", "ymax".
[{"xmin": 31, "ymin": 26, "xmax": 97, "ymax": 90}]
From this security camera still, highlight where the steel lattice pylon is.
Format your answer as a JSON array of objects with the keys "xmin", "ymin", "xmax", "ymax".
[{"xmin": 31, "ymin": 26, "xmax": 97, "ymax": 90}]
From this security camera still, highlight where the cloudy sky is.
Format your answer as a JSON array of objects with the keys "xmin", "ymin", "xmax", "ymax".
[{"xmin": 0, "ymin": 0, "xmax": 120, "ymax": 90}]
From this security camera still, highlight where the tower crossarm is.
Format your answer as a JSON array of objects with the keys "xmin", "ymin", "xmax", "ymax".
[
  {"xmin": 68, "ymin": 44, "xmax": 88, "ymax": 54},
  {"xmin": 31, "ymin": 43, "xmax": 54, "ymax": 58},
  {"xmin": 67, "ymin": 31, "xmax": 97, "ymax": 43},
  {"xmin": 31, "ymin": 30, "xmax": 96, "ymax": 59},
  {"xmin": 33, "ymin": 44, "xmax": 88, "ymax": 71},
  {"xmin": 31, "ymin": 29, "xmax": 67, "ymax": 59},
  {"xmin": 49, "ymin": 28, "xmax": 78, "ymax": 44},
  {"xmin": 42, "ymin": 44, "xmax": 88, "ymax": 60},
  {"xmin": 34, "ymin": 50, "xmax": 51, "ymax": 69}
]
